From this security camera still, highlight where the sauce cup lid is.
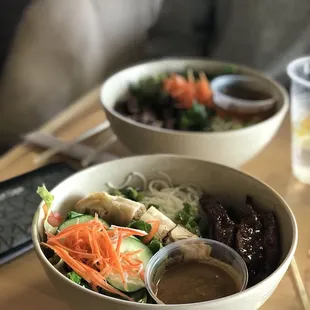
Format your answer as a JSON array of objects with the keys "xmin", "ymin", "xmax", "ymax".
[
  {"xmin": 210, "ymin": 74, "xmax": 276, "ymax": 114},
  {"xmin": 144, "ymin": 238, "xmax": 249, "ymax": 305}
]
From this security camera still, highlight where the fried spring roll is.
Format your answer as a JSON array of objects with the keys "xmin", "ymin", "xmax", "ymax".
[
  {"xmin": 164, "ymin": 225, "xmax": 198, "ymax": 245},
  {"xmin": 75, "ymin": 192, "xmax": 146, "ymax": 226},
  {"xmin": 140, "ymin": 206, "xmax": 176, "ymax": 241}
]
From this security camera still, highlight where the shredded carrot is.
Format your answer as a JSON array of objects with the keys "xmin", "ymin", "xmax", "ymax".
[
  {"xmin": 195, "ymin": 72, "xmax": 214, "ymax": 108},
  {"xmin": 122, "ymin": 254, "xmax": 143, "ymax": 267},
  {"xmin": 142, "ymin": 220, "xmax": 160, "ymax": 244},
  {"xmin": 116, "ymin": 231, "xmax": 124, "ymax": 255},
  {"xmin": 124, "ymin": 249, "xmax": 143, "ymax": 257},
  {"xmin": 42, "ymin": 216, "xmax": 146, "ymax": 300},
  {"xmin": 163, "ymin": 71, "xmax": 214, "ymax": 109},
  {"xmin": 110, "ymin": 225, "xmax": 148, "ymax": 237},
  {"xmin": 163, "ymin": 73, "xmax": 195, "ymax": 109},
  {"xmin": 43, "ymin": 240, "xmax": 96, "ymax": 259}
]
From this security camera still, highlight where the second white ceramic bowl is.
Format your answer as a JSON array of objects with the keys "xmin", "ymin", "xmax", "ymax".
[
  {"xmin": 100, "ymin": 58, "xmax": 289, "ymax": 168},
  {"xmin": 32, "ymin": 155, "xmax": 297, "ymax": 310}
]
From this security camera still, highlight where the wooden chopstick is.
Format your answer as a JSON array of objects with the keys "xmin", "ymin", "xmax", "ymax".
[
  {"xmin": 0, "ymin": 86, "xmax": 102, "ymax": 170},
  {"xmin": 0, "ymin": 144, "xmax": 32, "ymax": 170},
  {"xmin": 290, "ymin": 257, "xmax": 310, "ymax": 310}
]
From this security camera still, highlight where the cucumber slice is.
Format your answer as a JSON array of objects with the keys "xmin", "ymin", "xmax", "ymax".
[
  {"xmin": 58, "ymin": 215, "xmax": 108, "ymax": 231},
  {"xmin": 107, "ymin": 237, "xmax": 152, "ymax": 292}
]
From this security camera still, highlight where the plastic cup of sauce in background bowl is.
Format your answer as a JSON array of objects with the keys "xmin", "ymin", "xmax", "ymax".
[
  {"xmin": 145, "ymin": 238, "xmax": 248, "ymax": 305},
  {"xmin": 210, "ymin": 74, "xmax": 277, "ymax": 121}
]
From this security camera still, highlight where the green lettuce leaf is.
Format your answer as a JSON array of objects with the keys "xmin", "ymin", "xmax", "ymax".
[
  {"xmin": 147, "ymin": 238, "xmax": 163, "ymax": 254},
  {"xmin": 37, "ymin": 185, "xmax": 54, "ymax": 209},
  {"xmin": 67, "ymin": 271, "xmax": 82, "ymax": 285},
  {"xmin": 67, "ymin": 211, "xmax": 84, "ymax": 219},
  {"xmin": 129, "ymin": 220, "xmax": 152, "ymax": 233}
]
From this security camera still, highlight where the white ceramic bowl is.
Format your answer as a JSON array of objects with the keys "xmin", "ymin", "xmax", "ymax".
[
  {"xmin": 32, "ymin": 155, "xmax": 297, "ymax": 310},
  {"xmin": 100, "ymin": 58, "xmax": 289, "ymax": 168}
]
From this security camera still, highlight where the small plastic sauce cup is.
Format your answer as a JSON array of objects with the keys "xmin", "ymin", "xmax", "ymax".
[
  {"xmin": 144, "ymin": 238, "xmax": 248, "ymax": 305},
  {"xmin": 210, "ymin": 74, "xmax": 276, "ymax": 120}
]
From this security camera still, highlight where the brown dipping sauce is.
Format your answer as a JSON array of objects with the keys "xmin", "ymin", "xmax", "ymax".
[
  {"xmin": 215, "ymin": 84, "xmax": 275, "ymax": 122},
  {"xmin": 222, "ymin": 85, "xmax": 271, "ymax": 101},
  {"xmin": 214, "ymin": 84, "xmax": 275, "ymax": 122},
  {"xmin": 155, "ymin": 260, "xmax": 240, "ymax": 304},
  {"xmin": 215, "ymin": 105, "xmax": 275, "ymax": 122}
]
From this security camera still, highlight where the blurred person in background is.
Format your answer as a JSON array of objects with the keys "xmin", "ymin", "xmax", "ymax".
[{"xmin": 1, "ymin": 0, "xmax": 310, "ymax": 152}]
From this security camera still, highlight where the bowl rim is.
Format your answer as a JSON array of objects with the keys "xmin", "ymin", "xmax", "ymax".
[
  {"xmin": 32, "ymin": 154, "xmax": 298, "ymax": 308},
  {"xmin": 100, "ymin": 57, "xmax": 289, "ymax": 137}
]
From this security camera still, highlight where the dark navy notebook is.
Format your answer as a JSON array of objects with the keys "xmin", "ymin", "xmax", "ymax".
[{"xmin": 0, "ymin": 163, "xmax": 77, "ymax": 265}]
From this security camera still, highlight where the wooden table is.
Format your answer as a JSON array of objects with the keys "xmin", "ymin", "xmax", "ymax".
[{"xmin": 0, "ymin": 88, "xmax": 309, "ymax": 310}]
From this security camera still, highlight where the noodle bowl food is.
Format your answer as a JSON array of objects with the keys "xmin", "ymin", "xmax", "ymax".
[
  {"xmin": 100, "ymin": 59, "xmax": 289, "ymax": 167},
  {"xmin": 32, "ymin": 155, "xmax": 297, "ymax": 310},
  {"xmin": 114, "ymin": 70, "xmax": 273, "ymax": 133},
  {"xmin": 107, "ymin": 171, "xmax": 202, "ymax": 223}
]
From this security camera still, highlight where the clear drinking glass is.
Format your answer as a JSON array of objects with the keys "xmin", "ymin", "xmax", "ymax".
[{"xmin": 287, "ymin": 57, "xmax": 310, "ymax": 184}]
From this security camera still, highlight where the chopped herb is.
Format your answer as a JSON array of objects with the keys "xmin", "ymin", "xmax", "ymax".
[
  {"xmin": 129, "ymin": 74, "xmax": 168, "ymax": 109},
  {"xmin": 67, "ymin": 211, "xmax": 84, "ymax": 219},
  {"xmin": 178, "ymin": 101, "xmax": 209, "ymax": 131},
  {"xmin": 183, "ymin": 202, "xmax": 192, "ymax": 213},
  {"xmin": 109, "ymin": 187, "xmax": 144, "ymax": 202},
  {"xmin": 67, "ymin": 271, "xmax": 82, "ymax": 285},
  {"xmin": 176, "ymin": 203, "xmax": 200, "ymax": 235},
  {"xmin": 109, "ymin": 189, "xmax": 123, "ymax": 197},
  {"xmin": 121, "ymin": 187, "xmax": 144, "ymax": 202},
  {"xmin": 129, "ymin": 220, "xmax": 152, "ymax": 233},
  {"xmin": 147, "ymin": 238, "xmax": 163, "ymax": 254}
]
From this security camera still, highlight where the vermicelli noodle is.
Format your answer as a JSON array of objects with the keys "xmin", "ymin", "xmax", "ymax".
[{"xmin": 107, "ymin": 172, "xmax": 202, "ymax": 220}]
